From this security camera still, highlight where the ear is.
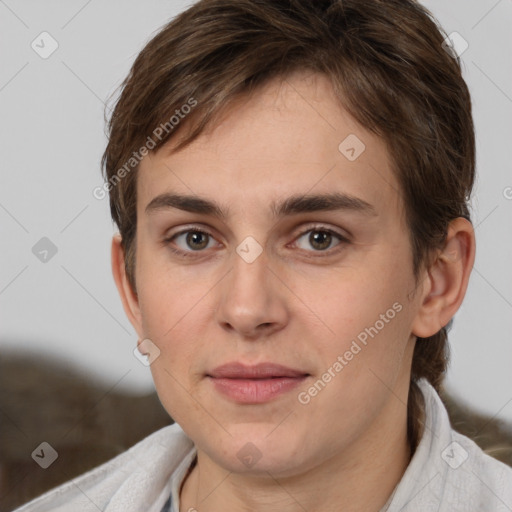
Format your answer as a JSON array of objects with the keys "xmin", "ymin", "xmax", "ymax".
[
  {"xmin": 111, "ymin": 233, "xmax": 143, "ymax": 338},
  {"xmin": 411, "ymin": 217, "xmax": 476, "ymax": 338}
]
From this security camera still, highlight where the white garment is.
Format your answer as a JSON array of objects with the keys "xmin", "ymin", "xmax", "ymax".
[{"xmin": 13, "ymin": 379, "xmax": 512, "ymax": 512}]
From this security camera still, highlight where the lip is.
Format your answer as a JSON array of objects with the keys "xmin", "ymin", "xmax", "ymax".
[
  {"xmin": 207, "ymin": 362, "xmax": 310, "ymax": 404},
  {"xmin": 208, "ymin": 362, "xmax": 308, "ymax": 379}
]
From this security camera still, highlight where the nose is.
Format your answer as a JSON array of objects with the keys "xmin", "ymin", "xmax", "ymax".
[{"xmin": 215, "ymin": 246, "xmax": 289, "ymax": 340}]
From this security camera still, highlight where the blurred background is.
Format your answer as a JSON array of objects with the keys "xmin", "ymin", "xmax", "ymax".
[{"xmin": 1, "ymin": 0, "xmax": 511, "ymax": 510}]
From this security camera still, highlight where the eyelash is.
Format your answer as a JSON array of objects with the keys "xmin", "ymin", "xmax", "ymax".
[{"xmin": 163, "ymin": 225, "xmax": 350, "ymax": 259}]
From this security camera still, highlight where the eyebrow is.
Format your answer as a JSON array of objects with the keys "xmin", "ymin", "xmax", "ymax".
[{"xmin": 145, "ymin": 191, "xmax": 378, "ymax": 219}]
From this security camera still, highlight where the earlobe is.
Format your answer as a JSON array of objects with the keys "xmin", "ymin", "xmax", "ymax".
[
  {"xmin": 111, "ymin": 233, "xmax": 143, "ymax": 338},
  {"xmin": 411, "ymin": 218, "xmax": 475, "ymax": 338}
]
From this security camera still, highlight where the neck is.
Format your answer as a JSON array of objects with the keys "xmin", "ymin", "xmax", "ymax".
[{"xmin": 179, "ymin": 390, "xmax": 413, "ymax": 512}]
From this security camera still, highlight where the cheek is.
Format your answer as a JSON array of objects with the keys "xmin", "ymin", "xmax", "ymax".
[
  {"xmin": 138, "ymin": 280, "xmax": 204, "ymax": 367},
  {"xmin": 307, "ymin": 265, "xmax": 409, "ymax": 344},
  {"xmin": 302, "ymin": 261, "xmax": 414, "ymax": 396},
  {"xmin": 136, "ymin": 243, "xmax": 205, "ymax": 339},
  {"xmin": 141, "ymin": 287, "xmax": 209, "ymax": 426},
  {"xmin": 292, "ymin": 294, "xmax": 413, "ymax": 452}
]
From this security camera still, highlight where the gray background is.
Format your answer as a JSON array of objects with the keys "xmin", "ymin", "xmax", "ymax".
[{"xmin": 1, "ymin": 0, "xmax": 511, "ymax": 422}]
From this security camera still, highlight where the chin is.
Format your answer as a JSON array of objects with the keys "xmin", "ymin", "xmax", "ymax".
[{"xmin": 204, "ymin": 427, "xmax": 309, "ymax": 476}]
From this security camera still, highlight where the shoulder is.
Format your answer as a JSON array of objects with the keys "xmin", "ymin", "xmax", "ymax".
[
  {"xmin": 419, "ymin": 380, "xmax": 512, "ymax": 510},
  {"xmin": 13, "ymin": 423, "xmax": 195, "ymax": 512},
  {"xmin": 389, "ymin": 379, "xmax": 512, "ymax": 511},
  {"xmin": 443, "ymin": 428, "xmax": 512, "ymax": 508}
]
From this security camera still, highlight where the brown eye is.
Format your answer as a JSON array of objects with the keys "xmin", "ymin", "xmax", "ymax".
[
  {"xmin": 185, "ymin": 231, "xmax": 210, "ymax": 250},
  {"xmin": 165, "ymin": 228, "xmax": 218, "ymax": 256},
  {"xmin": 294, "ymin": 227, "xmax": 348, "ymax": 254},
  {"xmin": 309, "ymin": 231, "xmax": 332, "ymax": 250}
]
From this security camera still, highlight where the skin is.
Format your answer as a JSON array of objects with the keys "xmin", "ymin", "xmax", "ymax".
[{"xmin": 112, "ymin": 70, "xmax": 475, "ymax": 512}]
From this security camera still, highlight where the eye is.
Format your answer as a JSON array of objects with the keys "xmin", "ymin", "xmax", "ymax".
[
  {"xmin": 164, "ymin": 227, "xmax": 219, "ymax": 257},
  {"xmin": 293, "ymin": 227, "xmax": 348, "ymax": 254},
  {"xmin": 163, "ymin": 225, "xmax": 349, "ymax": 259}
]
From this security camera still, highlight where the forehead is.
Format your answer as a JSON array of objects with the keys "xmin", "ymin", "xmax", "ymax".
[{"xmin": 137, "ymin": 71, "xmax": 402, "ymax": 222}]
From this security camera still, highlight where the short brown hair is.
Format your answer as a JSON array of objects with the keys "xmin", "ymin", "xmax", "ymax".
[{"xmin": 102, "ymin": 0, "xmax": 475, "ymax": 450}]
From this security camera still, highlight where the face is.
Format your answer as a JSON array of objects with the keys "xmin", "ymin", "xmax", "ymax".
[{"xmin": 124, "ymin": 71, "xmax": 423, "ymax": 477}]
